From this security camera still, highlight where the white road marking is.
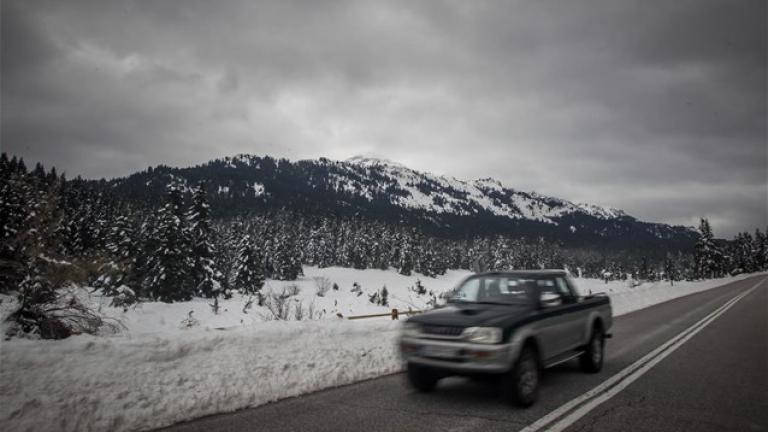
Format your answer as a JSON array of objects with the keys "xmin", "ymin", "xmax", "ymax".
[{"xmin": 520, "ymin": 277, "xmax": 766, "ymax": 432}]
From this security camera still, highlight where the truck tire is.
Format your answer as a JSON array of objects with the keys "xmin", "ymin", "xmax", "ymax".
[
  {"xmin": 580, "ymin": 326, "xmax": 604, "ymax": 373},
  {"xmin": 406, "ymin": 362, "xmax": 439, "ymax": 392},
  {"xmin": 502, "ymin": 346, "xmax": 540, "ymax": 407}
]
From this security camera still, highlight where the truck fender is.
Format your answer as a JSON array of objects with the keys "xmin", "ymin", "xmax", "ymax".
[
  {"xmin": 507, "ymin": 324, "xmax": 540, "ymax": 364},
  {"xmin": 582, "ymin": 311, "xmax": 604, "ymax": 346}
]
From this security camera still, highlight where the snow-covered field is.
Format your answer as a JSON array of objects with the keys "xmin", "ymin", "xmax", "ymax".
[
  {"xmin": 56, "ymin": 266, "xmax": 472, "ymax": 337},
  {"xmin": 1, "ymin": 268, "xmax": 763, "ymax": 432}
]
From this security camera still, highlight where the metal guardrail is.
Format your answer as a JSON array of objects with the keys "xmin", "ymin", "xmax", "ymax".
[{"xmin": 346, "ymin": 308, "xmax": 424, "ymax": 320}]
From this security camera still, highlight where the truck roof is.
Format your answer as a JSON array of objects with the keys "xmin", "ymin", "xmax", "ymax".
[{"xmin": 475, "ymin": 269, "xmax": 570, "ymax": 277}]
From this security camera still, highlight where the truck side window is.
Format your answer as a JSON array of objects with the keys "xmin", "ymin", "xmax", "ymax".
[
  {"xmin": 536, "ymin": 279, "xmax": 559, "ymax": 300},
  {"xmin": 555, "ymin": 277, "xmax": 576, "ymax": 302}
]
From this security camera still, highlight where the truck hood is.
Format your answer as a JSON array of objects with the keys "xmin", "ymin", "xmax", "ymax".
[{"xmin": 408, "ymin": 303, "xmax": 535, "ymax": 328}]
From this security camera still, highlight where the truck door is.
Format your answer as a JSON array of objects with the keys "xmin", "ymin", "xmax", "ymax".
[
  {"xmin": 556, "ymin": 276, "xmax": 588, "ymax": 350},
  {"xmin": 534, "ymin": 278, "xmax": 573, "ymax": 360}
]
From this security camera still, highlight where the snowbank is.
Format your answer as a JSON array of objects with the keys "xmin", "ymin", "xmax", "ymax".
[
  {"xmin": 572, "ymin": 272, "xmax": 765, "ymax": 316},
  {"xmin": 0, "ymin": 320, "xmax": 402, "ymax": 432},
  {"xmin": 1, "ymin": 268, "xmax": 763, "ymax": 432}
]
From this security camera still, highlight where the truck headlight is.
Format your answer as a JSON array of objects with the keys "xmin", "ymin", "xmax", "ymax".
[
  {"xmin": 402, "ymin": 322, "xmax": 422, "ymax": 337},
  {"xmin": 463, "ymin": 327, "xmax": 503, "ymax": 344}
]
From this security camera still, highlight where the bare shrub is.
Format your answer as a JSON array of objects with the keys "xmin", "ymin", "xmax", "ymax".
[
  {"xmin": 242, "ymin": 296, "xmax": 254, "ymax": 314},
  {"xmin": 210, "ymin": 297, "xmax": 221, "ymax": 315},
  {"xmin": 110, "ymin": 285, "xmax": 138, "ymax": 311},
  {"xmin": 6, "ymin": 284, "xmax": 123, "ymax": 339},
  {"xmin": 313, "ymin": 277, "xmax": 332, "ymax": 297},
  {"xmin": 262, "ymin": 289, "xmax": 323, "ymax": 321},
  {"xmin": 263, "ymin": 288, "xmax": 292, "ymax": 320},
  {"xmin": 285, "ymin": 284, "xmax": 301, "ymax": 297},
  {"xmin": 295, "ymin": 299, "xmax": 323, "ymax": 320},
  {"xmin": 351, "ymin": 282, "xmax": 362, "ymax": 296},
  {"xmin": 180, "ymin": 310, "xmax": 199, "ymax": 329},
  {"xmin": 293, "ymin": 299, "xmax": 305, "ymax": 320},
  {"xmin": 308, "ymin": 301, "xmax": 318, "ymax": 319}
]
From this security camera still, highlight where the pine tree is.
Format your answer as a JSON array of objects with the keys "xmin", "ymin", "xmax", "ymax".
[
  {"xmin": 232, "ymin": 234, "xmax": 265, "ymax": 295},
  {"xmin": 663, "ymin": 253, "xmax": 677, "ymax": 285},
  {"xmin": 763, "ymin": 227, "xmax": 768, "ymax": 270},
  {"xmin": 270, "ymin": 218, "xmax": 302, "ymax": 280},
  {"xmin": 106, "ymin": 210, "xmax": 136, "ymax": 261},
  {"xmin": 188, "ymin": 182, "xmax": 219, "ymax": 297},
  {"xmin": 0, "ymin": 155, "xmax": 31, "ymax": 292},
  {"xmin": 213, "ymin": 219, "xmax": 245, "ymax": 298},
  {"xmin": 755, "ymin": 229, "xmax": 767, "ymax": 271},
  {"xmin": 315, "ymin": 219, "xmax": 336, "ymax": 268},
  {"xmin": 380, "ymin": 285, "xmax": 389, "ymax": 307},
  {"xmin": 143, "ymin": 182, "xmax": 195, "ymax": 302},
  {"xmin": 693, "ymin": 218, "xmax": 722, "ymax": 279},
  {"xmin": 730, "ymin": 232, "xmax": 755, "ymax": 274},
  {"xmin": 639, "ymin": 257, "xmax": 650, "ymax": 281},
  {"xmin": 97, "ymin": 208, "xmax": 140, "ymax": 297},
  {"xmin": 397, "ymin": 230, "xmax": 414, "ymax": 276},
  {"xmin": 414, "ymin": 279, "xmax": 426, "ymax": 295}
]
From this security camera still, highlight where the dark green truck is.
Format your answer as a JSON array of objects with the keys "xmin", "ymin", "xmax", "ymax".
[{"xmin": 399, "ymin": 270, "xmax": 612, "ymax": 406}]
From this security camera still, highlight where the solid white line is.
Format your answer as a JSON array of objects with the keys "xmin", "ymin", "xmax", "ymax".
[{"xmin": 520, "ymin": 277, "xmax": 766, "ymax": 432}]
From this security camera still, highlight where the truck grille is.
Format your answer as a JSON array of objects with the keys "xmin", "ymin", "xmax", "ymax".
[{"xmin": 421, "ymin": 325, "xmax": 465, "ymax": 337}]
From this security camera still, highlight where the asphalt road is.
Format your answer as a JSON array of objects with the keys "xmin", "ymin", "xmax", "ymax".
[{"xmin": 159, "ymin": 275, "xmax": 767, "ymax": 432}]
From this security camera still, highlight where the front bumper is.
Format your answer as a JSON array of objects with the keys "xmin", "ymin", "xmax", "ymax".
[{"xmin": 399, "ymin": 336, "xmax": 521, "ymax": 373}]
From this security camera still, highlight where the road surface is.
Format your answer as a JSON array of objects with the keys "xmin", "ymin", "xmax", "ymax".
[{"xmin": 159, "ymin": 275, "xmax": 767, "ymax": 432}]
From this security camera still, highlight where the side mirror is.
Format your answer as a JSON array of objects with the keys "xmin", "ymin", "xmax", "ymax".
[{"xmin": 540, "ymin": 292, "xmax": 562, "ymax": 308}]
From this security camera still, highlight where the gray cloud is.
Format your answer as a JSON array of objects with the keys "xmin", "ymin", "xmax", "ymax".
[{"xmin": 2, "ymin": 0, "xmax": 765, "ymax": 237}]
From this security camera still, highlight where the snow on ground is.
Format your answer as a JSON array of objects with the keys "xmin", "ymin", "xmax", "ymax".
[
  {"xmin": 1, "ymin": 319, "xmax": 404, "ymax": 432},
  {"xmin": 92, "ymin": 266, "xmax": 473, "ymax": 337},
  {"xmin": 571, "ymin": 273, "xmax": 765, "ymax": 316},
  {"xmin": 0, "ymin": 268, "xmax": 764, "ymax": 432}
]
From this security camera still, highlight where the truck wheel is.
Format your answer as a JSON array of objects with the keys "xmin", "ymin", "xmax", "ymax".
[
  {"xmin": 502, "ymin": 346, "xmax": 539, "ymax": 407},
  {"xmin": 580, "ymin": 326, "xmax": 604, "ymax": 373},
  {"xmin": 406, "ymin": 362, "xmax": 439, "ymax": 392}
]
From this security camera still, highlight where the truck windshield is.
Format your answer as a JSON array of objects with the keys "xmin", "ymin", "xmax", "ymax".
[{"xmin": 449, "ymin": 275, "xmax": 533, "ymax": 305}]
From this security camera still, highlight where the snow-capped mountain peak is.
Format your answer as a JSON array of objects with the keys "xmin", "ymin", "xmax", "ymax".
[
  {"xmin": 337, "ymin": 155, "xmax": 627, "ymax": 224},
  {"xmin": 345, "ymin": 155, "xmax": 408, "ymax": 169},
  {"xmin": 121, "ymin": 153, "xmax": 697, "ymax": 244}
]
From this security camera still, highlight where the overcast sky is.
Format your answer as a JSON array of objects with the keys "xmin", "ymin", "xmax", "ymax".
[{"xmin": 2, "ymin": 0, "xmax": 766, "ymax": 237}]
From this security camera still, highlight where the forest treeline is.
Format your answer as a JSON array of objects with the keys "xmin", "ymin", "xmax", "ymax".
[{"xmin": 2, "ymin": 154, "xmax": 766, "ymax": 337}]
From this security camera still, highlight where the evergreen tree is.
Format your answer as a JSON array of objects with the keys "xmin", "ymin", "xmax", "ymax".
[
  {"xmin": 693, "ymin": 218, "xmax": 722, "ymax": 279},
  {"xmin": 380, "ymin": 285, "xmax": 389, "ymax": 307},
  {"xmin": 755, "ymin": 229, "xmax": 767, "ymax": 270},
  {"xmin": 106, "ymin": 210, "xmax": 136, "ymax": 261},
  {"xmin": 143, "ymin": 182, "xmax": 195, "ymax": 302},
  {"xmin": 763, "ymin": 227, "xmax": 768, "ymax": 270},
  {"xmin": 232, "ymin": 234, "xmax": 265, "ymax": 295},
  {"xmin": 97, "ymin": 208, "xmax": 140, "ymax": 296},
  {"xmin": 0, "ymin": 156, "xmax": 32, "ymax": 292},
  {"xmin": 663, "ymin": 253, "xmax": 677, "ymax": 285},
  {"xmin": 397, "ymin": 231, "xmax": 414, "ymax": 276},
  {"xmin": 188, "ymin": 182, "xmax": 219, "ymax": 297}
]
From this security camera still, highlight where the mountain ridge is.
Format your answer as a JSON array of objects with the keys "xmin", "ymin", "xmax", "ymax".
[{"xmin": 102, "ymin": 153, "xmax": 698, "ymax": 253}]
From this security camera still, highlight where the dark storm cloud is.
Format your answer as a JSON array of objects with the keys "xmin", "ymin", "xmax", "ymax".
[{"xmin": 2, "ymin": 0, "xmax": 765, "ymax": 237}]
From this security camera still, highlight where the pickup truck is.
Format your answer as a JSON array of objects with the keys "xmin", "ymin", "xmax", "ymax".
[{"xmin": 399, "ymin": 270, "xmax": 612, "ymax": 406}]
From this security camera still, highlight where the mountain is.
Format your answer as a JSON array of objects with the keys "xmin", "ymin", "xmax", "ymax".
[{"xmin": 105, "ymin": 154, "xmax": 698, "ymax": 252}]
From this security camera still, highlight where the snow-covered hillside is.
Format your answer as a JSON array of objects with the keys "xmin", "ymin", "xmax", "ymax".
[
  {"xmin": 107, "ymin": 153, "xmax": 699, "ymax": 249},
  {"xmin": 341, "ymin": 155, "xmax": 627, "ymax": 224},
  {"xmin": 1, "ymin": 267, "xmax": 764, "ymax": 432}
]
